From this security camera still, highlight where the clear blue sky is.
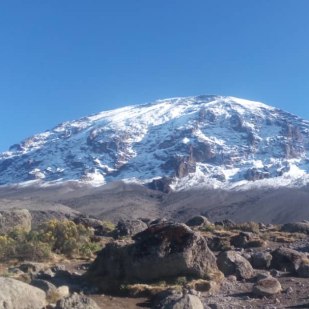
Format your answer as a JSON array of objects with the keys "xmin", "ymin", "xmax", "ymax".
[{"xmin": 0, "ymin": 0, "xmax": 309, "ymax": 151}]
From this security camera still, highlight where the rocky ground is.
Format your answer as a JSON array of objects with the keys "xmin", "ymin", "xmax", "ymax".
[{"xmin": 1, "ymin": 210, "xmax": 309, "ymax": 308}]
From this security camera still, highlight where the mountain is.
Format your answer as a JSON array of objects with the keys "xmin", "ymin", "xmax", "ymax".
[{"xmin": 1, "ymin": 95, "xmax": 309, "ymax": 192}]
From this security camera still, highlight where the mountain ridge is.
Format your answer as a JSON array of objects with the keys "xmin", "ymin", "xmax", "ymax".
[{"xmin": 1, "ymin": 95, "xmax": 309, "ymax": 191}]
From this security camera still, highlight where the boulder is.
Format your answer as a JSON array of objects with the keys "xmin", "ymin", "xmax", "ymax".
[
  {"xmin": 185, "ymin": 216, "xmax": 211, "ymax": 227},
  {"xmin": 217, "ymin": 251, "xmax": 254, "ymax": 280},
  {"xmin": 159, "ymin": 293, "xmax": 204, "ymax": 309},
  {"xmin": 87, "ymin": 223, "xmax": 220, "ymax": 292},
  {"xmin": 115, "ymin": 219, "xmax": 148, "ymax": 237},
  {"xmin": 252, "ymin": 277, "xmax": 282, "ymax": 297},
  {"xmin": 55, "ymin": 293, "xmax": 100, "ymax": 309},
  {"xmin": 271, "ymin": 247, "xmax": 305, "ymax": 273},
  {"xmin": 0, "ymin": 209, "xmax": 31, "ymax": 234},
  {"xmin": 250, "ymin": 252, "xmax": 272, "ymax": 269},
  {"xmin": 0, "ymin": 277, "xmax": 47, "ymax": 309},
  {"xmin": 281, "ymin": 221, "xmax": 309, "ymax": 234}
]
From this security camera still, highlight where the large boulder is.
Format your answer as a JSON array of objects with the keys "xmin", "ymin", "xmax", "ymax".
[
  {"xmin": 271, "ymin": 247, "xmax": 305, "ymax": 273},
  {"xmin": 55, "ymin": 293, "xmax": 100, "ymax": 309},
  {"xmin": 281, "ymin": 221, "xmax": 309, "ymax": 234},
  {"xmin": 217, "ymin": 251, "xmax": 254, "ymax": 280},
  {"xmin": 0, "ymin": 209, "xmax": 32, "ymax": 233},
  {"xmin": 87, "ymin": 223, "xmax": 220, "ymax": 292},
  {"xmin": 0, "ymin": 277, "xmax": 47, "ymax": 309}
]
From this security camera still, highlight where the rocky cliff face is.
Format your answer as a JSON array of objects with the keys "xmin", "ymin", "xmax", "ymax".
[{"xmin": 1, "ymin": 95, "xmax": 309, "ymax": 191}]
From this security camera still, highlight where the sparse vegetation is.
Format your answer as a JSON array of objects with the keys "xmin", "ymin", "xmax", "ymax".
[
  {"xmin": 0, "ymin": 219, "xmax": 102, "ymax": 262},
  {"xmin": 230, "ymin": 221, "xmax": 260, "ymax": 234}
]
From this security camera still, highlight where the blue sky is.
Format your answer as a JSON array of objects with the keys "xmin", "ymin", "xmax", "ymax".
[{"xmin": 0, "ymin": 0, "xmax": 309, "ymax": 151}]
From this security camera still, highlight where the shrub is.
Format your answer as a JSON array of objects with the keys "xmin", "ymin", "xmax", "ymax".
[
  {"xmin": 101, "ymin": 221, "xmax": 116, "ymax": 234},
  {"xmin": 0, "ymin": 219, "xmax": 100, "ymax": 261},
  {"xmin": 38, "ymin": 219, "xmax": 97, "ymax": 257},
  {"xmin": 0, "ymin": 232, "xmax": 52, "ymax": 262}
]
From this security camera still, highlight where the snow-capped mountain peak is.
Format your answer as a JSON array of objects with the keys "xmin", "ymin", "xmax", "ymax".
[{"xmin": 1, "ymin": 95, "xmax": 308, "ymax": 191}]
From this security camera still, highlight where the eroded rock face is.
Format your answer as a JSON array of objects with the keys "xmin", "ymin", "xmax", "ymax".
[
  {"xmin": 217, "ymin": 251, "xmax": 254, "ymax": 280},
  {"xmin": 87, "ymin": 223, "xmax": 219, "ymax": 292},
  {"xmin": 0, "ymin": 209, "xmax": 32, "ymax": 234},
  {"xmin": 0, "ymin": 277, "xmax": 47, "ymax": 309},
  {"xmin": 148, "ymin": 177, "xmax": 173, "ymax": 193}
]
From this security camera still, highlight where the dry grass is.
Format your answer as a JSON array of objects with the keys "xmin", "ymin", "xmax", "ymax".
[{"xmin": 260, "ymin": 230, "xmax": 306, "ymax": 243}]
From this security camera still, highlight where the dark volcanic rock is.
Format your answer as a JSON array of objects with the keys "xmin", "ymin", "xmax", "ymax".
[
  {"xmin": 162, "ymin": 156, "xmax": 196, "ymax": 178},
  {"xmin": 87, "ymin": 223, "xmax": 219, "ymax": 292},
  {"xmin": 148, "ymin": 177, "xmax": 173, "ymax": 193},
  {"xmin": 271, "ymin": 247, "xmax": 305, "ymax": 273}
]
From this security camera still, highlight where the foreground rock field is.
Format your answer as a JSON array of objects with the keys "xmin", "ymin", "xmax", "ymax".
[{"xmin": 1, "ymin": 210, "xmax": 309, "ymax": 308}]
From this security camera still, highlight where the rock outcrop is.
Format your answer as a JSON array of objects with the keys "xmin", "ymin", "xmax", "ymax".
[{"xmin": 87, "ymin": 222, "xmax": 220, "ymax": 291}]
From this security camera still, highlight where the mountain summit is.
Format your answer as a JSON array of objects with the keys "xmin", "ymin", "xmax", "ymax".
[{"xmin": 1, "ymin": 95, "xmax": 309, "ymax": 191}]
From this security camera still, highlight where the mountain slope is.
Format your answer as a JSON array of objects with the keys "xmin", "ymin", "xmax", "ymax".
[{"xmin": 1, "ymin": 95, "xmax": 309, "ymax": 191}]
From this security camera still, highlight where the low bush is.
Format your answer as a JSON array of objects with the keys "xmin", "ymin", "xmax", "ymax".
[{"xmin": 0, "ymin": 219, "xmax": 101, "ymax": 262}]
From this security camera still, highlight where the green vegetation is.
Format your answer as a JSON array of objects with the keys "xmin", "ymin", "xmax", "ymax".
[{"xmin": 0, "ymin": 219, "xmax": 101, "ymax": 262}]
